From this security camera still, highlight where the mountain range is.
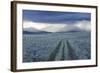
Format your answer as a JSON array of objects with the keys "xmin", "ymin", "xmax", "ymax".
[
  {"xmin": 23, "ymin": 27, "xmax": 51, "ymax": 34},
  {"xmin": 23, "ymin": 25, "xmax": 89, "ymax": 34}
]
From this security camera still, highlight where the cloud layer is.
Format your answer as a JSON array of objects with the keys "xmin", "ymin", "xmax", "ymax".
[
  {"xmin": 23, "ymin": 10, "xmax": 91, "ymax": 24},
  {"xmin": 23, "ymin": 20, "xmax": 91, "ymax": 32}
]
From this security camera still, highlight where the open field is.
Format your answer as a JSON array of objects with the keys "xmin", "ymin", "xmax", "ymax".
[{"xmin": 23, "ymin": 31, "xmax": 91, "ymax": 62}]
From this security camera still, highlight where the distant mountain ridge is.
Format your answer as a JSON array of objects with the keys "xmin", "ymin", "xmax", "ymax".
[
  {"xmin": 23, "ymin": 27, "xmax": 42, "ymax": 32},
  {"xmin": 23, "ymin": 27, "xmax": 51, "ymax": 34},
  {"xmin": 23, "ymin": 24, "xmax": 90, "ymax": 34}
]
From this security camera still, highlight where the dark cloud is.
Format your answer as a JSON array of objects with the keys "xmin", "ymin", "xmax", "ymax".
[{"xmin": 23, "ymin": 10, "xmax": 91, "ymax": 24}]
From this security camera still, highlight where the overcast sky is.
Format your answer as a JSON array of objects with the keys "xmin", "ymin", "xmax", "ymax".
[
  {"xmin": 23, "ymin": 10, "xmax": 91, "ymax": 32},
  {"xmin": 23, "ymin": 10, "xmax": 91, "ymax": 24}
]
